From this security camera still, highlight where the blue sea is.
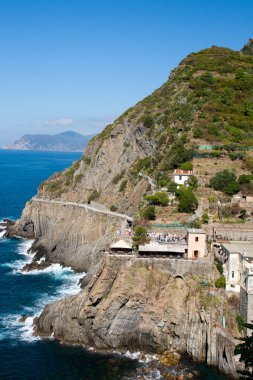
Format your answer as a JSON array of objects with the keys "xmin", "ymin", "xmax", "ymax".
[{"xmin": 0, "ymin": 150, "xmax": 228, "ymax": 379}]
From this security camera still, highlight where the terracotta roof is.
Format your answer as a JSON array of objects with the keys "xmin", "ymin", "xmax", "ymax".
[{"xmin": 174, "ymin": 169, "xmax": 193, "ymax": 175}]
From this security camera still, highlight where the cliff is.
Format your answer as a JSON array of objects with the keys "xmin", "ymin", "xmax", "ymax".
[
  {"xmin": 7, "ymin": 200, "xmax": 129, "ymax": 272},
  {"xmin": 35, "ymin": 255, "xmax": 238, "ymax": 377},
  {"xmin": 6, "ymin": 41, "xmax": 252, "ymax": 377}
]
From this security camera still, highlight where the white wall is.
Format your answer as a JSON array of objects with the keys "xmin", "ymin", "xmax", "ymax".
[{"xmin": 174, "ymin": 174, "xmax": 190, "ymax": 185}]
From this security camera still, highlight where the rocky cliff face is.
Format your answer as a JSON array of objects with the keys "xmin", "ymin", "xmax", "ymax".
[
  {"xmin": 7, "ymin": 42, "xmax": 252, "ymax": 378},
  {"xmin": 8, "ymin": 200, "xmax": 127, "ymax": 272},
  {"xmin": 35, "ymin": 255, "xmax": 238, "ymax": 377}
]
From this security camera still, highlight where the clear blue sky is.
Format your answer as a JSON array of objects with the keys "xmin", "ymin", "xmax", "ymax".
[{"xmin": 0, "ymin": 0, "xmax": 252, "ymax": 145}]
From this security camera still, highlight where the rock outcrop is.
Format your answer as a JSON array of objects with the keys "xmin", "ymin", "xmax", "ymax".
[
  {"xmin": 35, "ymin": 255, "xmax": 238, "ymax": 377},
  {"xmin": 7, "ymin": 200, "xmax": 128, "ymax": 272}
]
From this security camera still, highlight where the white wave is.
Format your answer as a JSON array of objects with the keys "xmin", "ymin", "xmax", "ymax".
[
  {"xmin": 0, "ymin": 229, "xmax": 6, "ymax": 238},
  {"xmin": 17, "ymin": 239, "xmax": 34, "ymax": 257},
  {"xmin": 1, "ymin": 236, "xmax": 85, "ymax": 343},
  {"xmin": 123, "ymin": 350, "xmax": 158, "ymax": 363},
  {"xmin": 18, "ymin": 316, "xmax": 41, "ymax": 342}
]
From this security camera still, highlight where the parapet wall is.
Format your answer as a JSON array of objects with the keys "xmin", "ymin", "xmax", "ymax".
[
  {"xmin": 205, "ymin": 224, "xmax": 253, "ymax": 241},
  {"xmin": 106, "ymin": 254, "xmax": 212, "ymax": 279}
]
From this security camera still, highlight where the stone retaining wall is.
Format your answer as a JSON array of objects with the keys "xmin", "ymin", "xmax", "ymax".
[{"xmin": 106, "ymin": 254, "xmax": 212, "ymax": 279}]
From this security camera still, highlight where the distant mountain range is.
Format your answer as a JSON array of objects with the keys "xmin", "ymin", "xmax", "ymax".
[{"xmin": 3, "ymin": 131, "xmax": 95, "ymax": 152}]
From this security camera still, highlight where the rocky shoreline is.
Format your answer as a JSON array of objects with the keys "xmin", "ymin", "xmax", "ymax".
[{"xmin": 5, "ymin": 212, "xmax": 239, "ymax": 379}]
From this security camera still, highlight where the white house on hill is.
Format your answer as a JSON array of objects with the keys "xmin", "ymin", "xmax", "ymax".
[{"xmin": 173, "ymin": 169, "xmax": 193, "ymax": 186}]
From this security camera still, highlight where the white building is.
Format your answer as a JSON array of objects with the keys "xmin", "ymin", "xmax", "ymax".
[
  {"xmin": 221, "ymin": 241, "xmax": 253, "ymax": 332},
  {"xmin": 173, "ymin": 169, "xmax": 193, "ymax": 186}
]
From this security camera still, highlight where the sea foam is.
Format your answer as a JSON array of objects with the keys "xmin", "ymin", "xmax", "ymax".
[{"xmin": 1, "ymin": 237, "xmax": 84, "ymax": 343}]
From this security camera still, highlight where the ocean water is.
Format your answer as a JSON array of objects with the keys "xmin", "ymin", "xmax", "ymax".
[{"xmin": 0, "ymin": 150, "xmax": 228, "ymax": 379}]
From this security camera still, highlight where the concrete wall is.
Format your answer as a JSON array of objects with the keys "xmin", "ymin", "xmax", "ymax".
[
  {"xmin": 240, "ymin": 286, "xmax": 253, "ymax": 335},
  {"xmin": 174, "ymin": 174, "xmax": 190, "ymax": 185},
  {"xmin": 106, "ymin": 254, "xmax": 212, "ymax": 279},
  {"xmin": 240, "ymin": 286, "xmax": 248, "ymax": 323},
  {"xmin": 205, "ymin": 224, "xmax": 253, "ymax": 241},
  {"xmin": 224, "ymin": 253, "xmax": 240, "ymax": 291}
]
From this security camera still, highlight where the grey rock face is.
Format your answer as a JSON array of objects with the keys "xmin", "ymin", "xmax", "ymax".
[
  {"xmin": 9, "ymin": 201, "xmax": 125, "ymax": 272},
  {"xmin": 35, "ymin": 255, "xmax": 238, "ymax": 377}
]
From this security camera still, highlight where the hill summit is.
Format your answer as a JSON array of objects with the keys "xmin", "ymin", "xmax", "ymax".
[{"xmin": 37, "ymin": 40, "xmax": 253, "ymax": 216}]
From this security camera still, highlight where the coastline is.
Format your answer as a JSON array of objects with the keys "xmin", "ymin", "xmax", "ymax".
[{"xmin": 4, "ymin": 215, "xmax": 240, "ymax": 379}]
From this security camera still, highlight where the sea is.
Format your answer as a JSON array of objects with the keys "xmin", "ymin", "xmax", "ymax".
[{"xmin": 0, "ymin": 150, "xmax": 229, "ymax": 380}]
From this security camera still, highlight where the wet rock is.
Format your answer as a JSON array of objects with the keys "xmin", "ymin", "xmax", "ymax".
[
  {"xmin": 159, "ymin": 350, "xmax": 181, "ymax": 367},
  {"xmin": 21, "ymin": 261, "xmax": 51, "ymax": 272},
  {"xmin": 18, "ymin": 315, "xmax": 29, "ymax": 322}
]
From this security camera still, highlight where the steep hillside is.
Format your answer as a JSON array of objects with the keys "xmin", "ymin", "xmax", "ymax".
[
  {"xmin": 4, "ymin": 131, "xmax": 94, "ymax": 152},
  {"xmin": 37, "ymin": 41, "xmax": 253, "ymax": 215}
]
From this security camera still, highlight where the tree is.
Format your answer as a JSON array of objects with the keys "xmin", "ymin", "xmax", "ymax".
[
  {"xmin": 234, "ymin": 322, "xmax": 253, "ymax": 379},
  {"xmin": 210, "ymin": 170, "xmax": 240, "ymax": 195},
  {"xmin": 202, "ymin": 212, "xmax": 209, "ymax": 224},
  {"xmin": 238, "ymin": 174, "xmax": 253, "ymax": 185},
  {"xmin": 167, "ymin": 181, "xmax": 178, "ymax": 193},
  {"xmin": 145, "ymin": 191, "xmax": 169, "ymax": 206},
  {"xmin": 180, "ymin": 161, "xmax": 193, "ymax": 170},
  {"xmin": 141, "ymin": 205, "xmax": 156, "ymax": 220},
  {"xmin": 177, "ymin": 188, "xmax": 198, "ymax": 213},
  {"xmin": 133, "ymin": 226, "xmax": 148, "ymax": 246},
  {"xmin": 187, "ymin": 175, "xmax": 198, "ymax": 189}
]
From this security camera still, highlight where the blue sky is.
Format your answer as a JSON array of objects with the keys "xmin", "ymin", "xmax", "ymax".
[{"xmin": 0, "ymin": 0, "xmax": 252, "ymax": 145}]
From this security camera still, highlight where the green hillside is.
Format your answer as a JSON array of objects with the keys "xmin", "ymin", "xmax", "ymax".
[{"xmin": 93, "ymin": 41, "xmax": 253, "ymax": 179}]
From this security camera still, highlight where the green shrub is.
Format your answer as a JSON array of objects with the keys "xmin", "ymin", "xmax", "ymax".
[
  {"xmin": 112, "ymin": 171, "xmax": 125, "ymax": 184},
  {"xmin": 74, "ymin": 174, "xmax": 83, "ymax": 184},
  {"xmin": 193, "ymin": 127, "xmax": 204, "ymax": 138},
  {"xmin": 177, "ymin": 188, "xmax": 198, "ymax": 213},
  {"xmin": 143, "ymin": 115, "xmax": 154, "ymax": 128},
  {"xmin": 133, "ymin": 226, "xmax": 148, "ymax": 246},
  {"xmin": 210, "ymin": 170, "xmax": 240, "ymax": 195},
  {"xmin": 187, "ymin": 175, "xmax": 198, "ymax": 189},
  {"xmin": 88, "ymin": 190, "xmax": 99, "ymax": 203},
  {"xmin": 130, "ymin": 156, "xmax": 152, "ymax": 176},
  {"xmin": 119, "ymin": 179, "xmax": 128, "ymax": 192},
  {"xmin": 190, "ymin": 218, "xmax": 201, "ymax": 228},
  {"xmin": 145, "ymin": 191, "xmax": 169, "ymax": 206},
  {"xmin": 110, "ymin": 205, "xmax": 118, "ymax": 212},
  {"xmin": 180, "ymin": 161, "xmax": 193, "ymax": 170},
  {"xmin": 238, "ymin": 174, "xmax": 253, "ymax": 184},
  {"xmin": 236, "ymin": 313, "xmax": 244, "ymax": 333},
  {"xmin": 83, "ymin": 156, "xmax": 91, "ymax": 165},
  {"xmin": 46, "ymin": 179, "xmax": 62, "ymax": 192},
  {"xmin": 167, "ymin": 181, "xmax": 178, "ymax": 193},
  {"xmin": 244, "ymin": 156, "xmax": 253, "ymax": 173},
  {"xmin": 141, "ymin": 205, "xmax": 156, "ymax": 220},
  {"xmin": 215, "ymin": 258, "xmax": 224, "ymax": 275},
  {"xmin": 215, "ymin": 275, "xmax": 226, "ymax": 288},
  {"xmin": 202, "ymin": 212, "xmax": 209, "ymax": 224}
]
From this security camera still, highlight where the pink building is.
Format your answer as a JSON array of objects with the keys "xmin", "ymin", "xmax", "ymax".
[{"xmin": 186, "ymin": 229, "xmax": 206, "ymax": 259}]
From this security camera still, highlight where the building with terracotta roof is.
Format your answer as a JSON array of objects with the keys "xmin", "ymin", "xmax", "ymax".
[{"xmin": 173, "ymin": 169, "xmax": 193, "ymax": 186}]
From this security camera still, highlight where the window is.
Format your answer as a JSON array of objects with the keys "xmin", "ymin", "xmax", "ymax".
[
  {"xmin": 232, "ymin": 271, "xmax": 235, "ymax": 278},
  {"xmin": 179, "ymin": 175, "xmax": 182, "ymax": 180},
  {"xmin": 195, "ymin": 237, "xmax": 199, "ymax": 242}
]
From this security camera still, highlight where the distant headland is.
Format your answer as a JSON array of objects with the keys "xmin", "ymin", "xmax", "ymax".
[{"xmin": 2, "ymin": 131, "xmax": 95, "ymax": 152}]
